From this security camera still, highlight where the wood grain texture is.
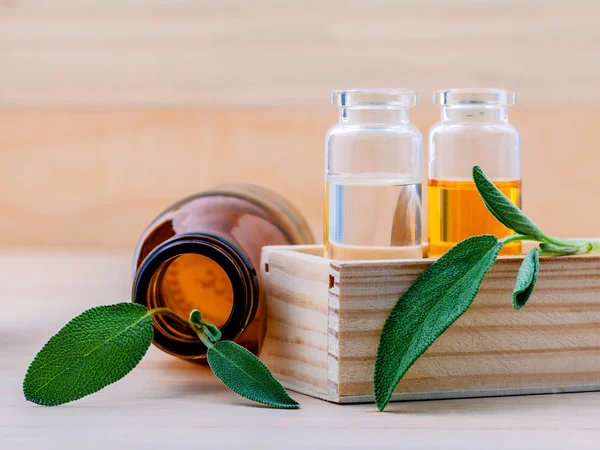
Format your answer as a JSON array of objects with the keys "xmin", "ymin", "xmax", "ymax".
[
  {"xmin": 262, "ymin": 245, "xmax": 600, "ymax": 403},
  {"xmin": 2, "ymin": 0, "xmax": 600, "ymax": 249},
  {"xmin": 2, "ymin": 1, "xmax": 600, "ymax": 105},
  {"xmin": 4, "ymin": 252, "xmax": 600, "ymax": 449},
  {"xmin": 260, "ymin": 246, "xmax": 331, "ymax": 400},
  {"xmin": 1, "ymin": 107, "xmax": 600, "ymax": 249},
  {"xmin": 0, "ymin": 108, "xmax": 328, "ymax": 249}
]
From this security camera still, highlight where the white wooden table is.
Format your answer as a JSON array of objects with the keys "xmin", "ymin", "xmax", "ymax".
[{"xmin": 2, "ymin": 252, "xmax": 600, "ymax": 449}]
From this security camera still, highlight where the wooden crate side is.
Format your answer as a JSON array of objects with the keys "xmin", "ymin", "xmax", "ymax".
[
  {"xmin": 331, "ymin": 259, "xmax": 430, "ymax": 399},
  {"xmin": 327, "ymin": 262, "xmax": 342, "ymax": 402},
  {"xmin": 261, "ymin": 246, "xmax": 334, "ymax": 400},
  {"xmin": 333, "ymin": 254, "xmax": 600, "ymax": 402}
]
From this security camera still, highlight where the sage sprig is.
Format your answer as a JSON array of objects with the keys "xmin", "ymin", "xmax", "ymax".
[
  {"xmin": 24, "ymin": 304, "xmax": 299, "ymax": 409},
  {"xmin": 374, "ymin": 166, "xmax": 600, "ymax": 411}
]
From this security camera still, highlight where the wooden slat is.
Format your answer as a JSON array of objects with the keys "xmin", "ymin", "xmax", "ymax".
[
  {"xmin": 1, "ymin": 107, "xmax": 599, "ymax": 249},
  {"xmin": 260, "ymin": 246, "xmax": 332, "ymax": 400},
  {"xmin": 2, "ymin": 1, "xmax": 600, "ymax": 105}
]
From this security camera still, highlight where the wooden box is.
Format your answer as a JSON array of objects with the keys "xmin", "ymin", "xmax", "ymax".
[{"xmin": 260, "ymin": 245, "xmax": 600, "ymax": 404}]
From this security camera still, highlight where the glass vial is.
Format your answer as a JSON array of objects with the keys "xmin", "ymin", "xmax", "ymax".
[
  {"xmin": 428, "ymin": 88, "xmax": 521, "ymax": 257},
  {"xmin": 132, "ymin": 185, "xmax": 314, "ymax": 360},
  {"xmin": 325, "ymin": 89, "xmax": 423, "ymax": 260}
]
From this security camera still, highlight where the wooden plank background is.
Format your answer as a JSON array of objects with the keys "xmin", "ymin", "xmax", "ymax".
[{"xmin": 1, "ymin": 1, "xmax": 599, "ymax": 249}]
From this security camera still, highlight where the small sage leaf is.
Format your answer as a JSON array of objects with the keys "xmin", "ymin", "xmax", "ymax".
[
  {"xmin": 189, "ymin": 309, "xmax": 203, "ymax": 325},
  {"xmin": 189, "ymin": 309, "xmax": 222, "ymax": 344},
  {"xmin": 539, "ymin": 242, "xmax": 581, "ymax": 256},
  {"xmin": 207, "ymin": 341, "xmax": 300, "ymax": 409},
  {"xmin": 512, "ymin": 248, "xmax": 540, "ymax": 310},
  {"xmin": 472, "ymin": 166, "xmax": 545, "ymax": 240},
  {"xmin": 24, "ymin": 303, "xmax": 153, "ymax": 406},
  {"xmin": 374, "ymin": 235, "xmax": 503, "ymax": 411},
  {"xmin": 202, "ymin": 324, "xmax": 222, "ymax": 344}
]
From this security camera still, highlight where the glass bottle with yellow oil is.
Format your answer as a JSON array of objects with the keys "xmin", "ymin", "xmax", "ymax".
[{"xmin": 428, "ymin": 88, "xmax": 521, "ymax": 257}]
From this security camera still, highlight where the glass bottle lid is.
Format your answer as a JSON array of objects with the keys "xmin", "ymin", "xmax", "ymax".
[
  {"xmin": 433, "ymin": 88, "xmax": 516, "ymax": 106},
  {"xmin": 332, "ymin": 89, "xmax": 417, "ymax": 108}
]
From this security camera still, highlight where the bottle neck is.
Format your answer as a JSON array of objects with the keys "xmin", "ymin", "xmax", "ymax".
[
  {"xmin": 132, "ymin": 234, "xmax": 258, "ymax": 360},
  {"xmin": 339, "ymin": 107, "xmax": 410, "ymax": 125},
  {"xmin": 441, "ymin": 106, "xmax": 508, "ymax": 123}
]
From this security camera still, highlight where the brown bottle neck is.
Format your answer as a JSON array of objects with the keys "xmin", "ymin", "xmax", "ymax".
[{"xmin": 132, "ymin": 233, "xmax": 259, "ymax": 360}]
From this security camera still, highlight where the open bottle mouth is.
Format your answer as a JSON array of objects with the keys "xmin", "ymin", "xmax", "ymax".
[
  {"xmin": 433, "ymin": 88, "xmax": 516, "ymax": 107},
  {"xmin": 332, "ymin": 89, "xmax": 418, "ymax": 109},
  {"xmin": 132, "ymin": 233, "xmax": 258, "ymax": 359}
]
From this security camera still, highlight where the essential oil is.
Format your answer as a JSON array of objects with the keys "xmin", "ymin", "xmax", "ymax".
[
  {"xmin": 325, "ymin": 175, "xmax": 422, "ymax": 260},
  {"xmin": 427, "ymin": 178, "xmax": 521, "ymax": 257}
]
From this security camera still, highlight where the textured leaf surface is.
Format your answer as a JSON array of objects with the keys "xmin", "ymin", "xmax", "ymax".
[
  {"xmin": 472, "ymin": 166, "xmax": 544, "ymax": 240},
  {"xmin": 207, "ymin": 341, "xmax": 300, "ymax": 409},
  {"xmin": 24, "ymin": 303, "xmax": 153, "ymax": 406},
  {"xmin": 512, "ymin": 248, "xmax": 540, "ymax": 310},
  {"xmin": 539, "ymin": 242, "xmax": 581, "ymax": 256},
  {"xmin": 374, "ymin": 235, "xmax": 503, "ymax": 411}
]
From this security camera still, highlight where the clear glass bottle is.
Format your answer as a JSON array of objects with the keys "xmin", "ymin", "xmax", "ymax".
[
  {"xmin": 132, "ymin": 185, "xmax": 314, "ymax": 361},
  {"xmin": 428, "ymin": 88, "xmax": 521, "ymax": 257},
  {"xmin": 325, "ymin": 89, "xmax": 423, "ymax": 260}
]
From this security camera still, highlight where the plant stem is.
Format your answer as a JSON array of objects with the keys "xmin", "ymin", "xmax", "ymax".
[
  {"xmin": 500, "ymin": 234, "xmax": 532, "ymax": 246},
  {"xmin": 190, "ymin": 324, "xmax": 215, "ymax": 349},
  {"xmin": 148, "ymin": 307, "xmax": 191, "ymax": 328},
  {"xmin": 149, "ymin": 307, "xmax": 216, "ymax": 348},
  {"xmin": 500, "ymin": 234, "xmax": 600, "ymax": 255}
]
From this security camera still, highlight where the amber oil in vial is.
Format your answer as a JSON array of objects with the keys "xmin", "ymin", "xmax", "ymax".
[{"xmin": 427, "ymin": 178, "xmax": 521, "ymax": 257}]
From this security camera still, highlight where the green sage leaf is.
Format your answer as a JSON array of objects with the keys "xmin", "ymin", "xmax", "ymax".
[
  {"xmin": 207, "ymin": 340, "xmax": 300, "ymax": 409},
  {"xmin": 539, "ymin": 242, "xmax": 582, "ymax": 256},
  {"xmin": 512, "ymin": 248, "xmax": 540, "ymax": 310},
  {"xmin": 374, "ymin": 235, "xmax": 503, "ymax": 411},
  {"xmin": 189, "ymin": 309, "xmax": 203, "ymax": 326},
  {"xmin": 24, "ymin": 303, "xmax": 153, "ymax": 406},
  {"xmin": 472, "ymin": 166, "xmax": 545, "ymax": 240},
  {"xmin": 202, "ymin": 323, "xmax": 222, "ymax": 344},
  {"xmin": 189, "ymin": 309, "xmax": 222, "ymax": 344}
]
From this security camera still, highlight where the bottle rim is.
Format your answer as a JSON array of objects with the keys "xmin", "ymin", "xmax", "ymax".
[
  {"xmin": 332, "ymin": 89, "xmax": 417, "ymax": 109},
  {"xmin": 132, "ymin": 233, "xmax": 258, "ymax": 359},
  {"xmin": 433, "ymin": 88, "xmax": 516, "ymax": 106}
]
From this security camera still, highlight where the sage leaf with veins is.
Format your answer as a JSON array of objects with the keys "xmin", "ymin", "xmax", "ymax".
[
  {"xmin": 207, "ymin": 341, "xmax": 301, "ymax": 409},
  {"xmin": 472, "ymin": 166, "xmax": 545, "ymax": 241},
  {"xmin": 23, "ymin": 303, "xmax": 153, "ymax": 406},
  {"xmin": 374, "ymin": 235, "xmax": 503, "ymax": 411},
  {"xmin": 189, "ymin": 309, "xmax": 300, "ymax": 409}
]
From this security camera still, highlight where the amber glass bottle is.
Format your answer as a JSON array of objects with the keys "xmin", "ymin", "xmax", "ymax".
[{"xmin": 132, "ymin": 184, "xmax": 314, "ymax": 361}]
